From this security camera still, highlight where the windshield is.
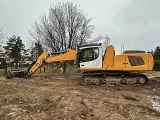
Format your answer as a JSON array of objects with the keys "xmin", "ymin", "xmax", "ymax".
[{"xmin": 80, "ymin": 47, "xmax": 99, "ymax": 62}]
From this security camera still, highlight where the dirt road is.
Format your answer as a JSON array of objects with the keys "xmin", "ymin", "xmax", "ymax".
[{"xmin": 0, "ymin": 72, "xmax": 160, "ymax": 120}]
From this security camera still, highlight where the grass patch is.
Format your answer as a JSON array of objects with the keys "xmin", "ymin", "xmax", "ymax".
[
  {"xmin": 0, "ymin": 69, "xmax": 5, "ymax": 77},
  {"xmin": 0, "ymin": 64, "xmax": 77, "ymax": 77},
  {"xmin": 33, "ymin": 69, "xmax": 62, "ymax": 76},
  {"xmin": 33, "ymin": 65, "xmax": 77, "ymax": 76}
]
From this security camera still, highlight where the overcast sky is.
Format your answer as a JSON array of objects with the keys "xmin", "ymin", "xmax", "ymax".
[{"xmin": 0, "ymin": 0, "xmax": 160, "ymax": 53}]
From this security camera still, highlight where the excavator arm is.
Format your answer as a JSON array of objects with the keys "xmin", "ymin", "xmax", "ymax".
[
  {"xmin": 26, "ymin": 49, "xmax": 77, "ymax": 77},
  {"xmin": 26, "ymin": 51, "xmax": 49, "ymax": 77}
]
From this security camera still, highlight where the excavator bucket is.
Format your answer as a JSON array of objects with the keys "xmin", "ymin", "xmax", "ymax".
[{"xmin": 6, "ymin": 70, "xmax": 26, "ymax": 79}]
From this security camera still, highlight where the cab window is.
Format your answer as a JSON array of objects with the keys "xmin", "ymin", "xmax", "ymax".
[{"xmin": 80, "ymin": 47, "xmax": 99, "ymax": 62}]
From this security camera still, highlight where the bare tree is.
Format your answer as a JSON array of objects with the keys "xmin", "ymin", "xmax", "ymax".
[
  {"xmin": 89, "ymin": 35, "xmax": 104, "ymax": 44},
  {"xmin": 0, "ymin": 27, "xmax": 5, "ymax": 44},
  {"xmin": 0, "ymin": 27, "xmax": 5, "ymax": 52},
  {"xmin": 89, "ymin": 35, "xmax": 110, "ymax": 45},
  {"xmin": 29, "ymin": 2, "xmax": 94, "ymax": 52},
  {"xmin": 29, "ymin": 2, "xmax": 94, "ymax": 73}
]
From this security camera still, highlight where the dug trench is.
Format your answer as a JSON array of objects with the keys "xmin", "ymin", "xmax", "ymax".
[{"xmin": 0, "ymin": 71, "xmax": 160, "ymax": 120}]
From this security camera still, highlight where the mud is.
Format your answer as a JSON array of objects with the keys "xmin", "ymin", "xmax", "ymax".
[{"xmin": 0, "ymin": 71, "xmax": 160, "ymax": 120}]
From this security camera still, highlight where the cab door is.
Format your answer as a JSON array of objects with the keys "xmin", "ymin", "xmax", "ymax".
[{"xmin": 79, "ymin": 47, "xmax": 102, "ymax": 68}]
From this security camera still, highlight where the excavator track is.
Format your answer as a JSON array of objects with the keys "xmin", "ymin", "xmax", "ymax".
[{"xmin": 81, "ymin": 71, "xmax": 148, "ymax": 85}]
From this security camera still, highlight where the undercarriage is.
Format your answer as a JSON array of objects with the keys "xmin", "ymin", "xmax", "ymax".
[{"xmin": 81, "ymin": 71, "xmax": 148, "ymax": 85}]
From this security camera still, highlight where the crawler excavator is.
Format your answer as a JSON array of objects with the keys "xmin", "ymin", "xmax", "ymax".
[{"xmin": 6, "ymin": 43, "xmax": 154, "ymax": 85}]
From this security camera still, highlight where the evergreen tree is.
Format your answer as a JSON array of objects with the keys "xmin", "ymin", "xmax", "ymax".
[
  {"xmin": 3, "ymin": 36, "xmax": 25, "ymax": 60},
  {"xmin": 153, "ymin": 46, "xmax": 160, "ymax": 60},
  {"xmin": 30, "ymin": 42, "xmax": 43, "ymax": 60}
]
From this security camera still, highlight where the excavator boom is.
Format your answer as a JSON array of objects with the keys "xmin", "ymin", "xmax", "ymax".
[
  {"xmin": 26, "ymin": 49, "xmax": 77, "ymax": 77},
  {"xmin": 45, "ymin": 49, "xmax": 77, "ymax": 63}
]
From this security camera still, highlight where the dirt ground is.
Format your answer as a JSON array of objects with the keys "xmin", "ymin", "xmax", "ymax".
[{"xmin": 0, "ymin": 71, "xmax": 160, "ymax": 120}]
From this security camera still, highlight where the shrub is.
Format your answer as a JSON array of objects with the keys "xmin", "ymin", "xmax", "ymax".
[{"xmin": 154, "ymin": 60, "xmax": 160, "ymax": 71}]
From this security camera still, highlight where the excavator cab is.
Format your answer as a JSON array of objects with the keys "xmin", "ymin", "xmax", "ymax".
[{"xmin": 76, "ymin": 43, "xmax": 103, "ymax": 69}]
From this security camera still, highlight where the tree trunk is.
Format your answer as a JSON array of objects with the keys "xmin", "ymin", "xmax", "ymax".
[{"xmin": 62, "ymin": 61, "xmax": 67, "ymax": 73}]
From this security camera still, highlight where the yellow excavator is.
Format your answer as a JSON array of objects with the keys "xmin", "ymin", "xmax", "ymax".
[{"xmin": 7, "ymin": 43, "xmax": 154, "ymax": 85}]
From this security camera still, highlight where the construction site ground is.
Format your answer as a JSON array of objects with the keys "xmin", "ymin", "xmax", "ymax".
[{"xmin": 0, "ymin": 71, "xmax": 160, "ymax": 120}]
